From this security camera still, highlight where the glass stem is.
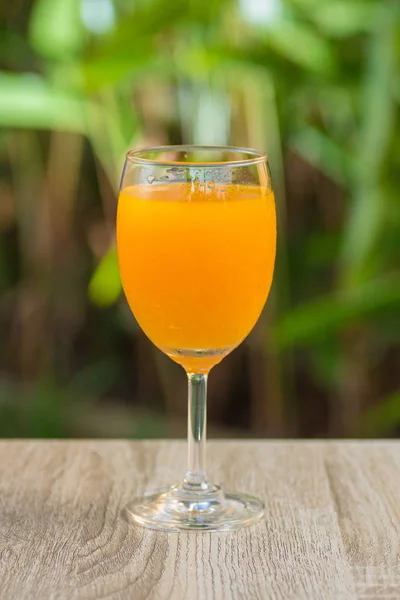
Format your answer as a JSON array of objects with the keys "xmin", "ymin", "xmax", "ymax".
[{"xmin": 184, "ymin": 372, "xmax": 208, "ymax": 488}]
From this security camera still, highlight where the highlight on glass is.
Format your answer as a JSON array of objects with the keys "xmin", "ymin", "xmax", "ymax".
[{"xmin": 117, "ymin": 145, "xmax": 277, "ymax": 531}]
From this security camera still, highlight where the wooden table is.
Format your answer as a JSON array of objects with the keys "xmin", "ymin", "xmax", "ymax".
[{"xmin": 0, "ymin": 440, "xmax": 399, "ymax": 599}]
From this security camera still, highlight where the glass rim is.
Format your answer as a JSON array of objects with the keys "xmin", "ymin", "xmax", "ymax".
[{"xmin": 125, "ymin": 145, "xmax": 267, "ymax": 168}]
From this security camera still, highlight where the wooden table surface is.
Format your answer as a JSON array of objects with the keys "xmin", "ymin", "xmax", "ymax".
[{"xmin": 0, "ymin": 440, "xmax": 399, "ymax": 600}]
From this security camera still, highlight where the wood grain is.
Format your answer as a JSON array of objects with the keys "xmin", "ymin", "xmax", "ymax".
[{"xmin": 0, "ymin": 441, "xmax": 399, "ymax": 599}]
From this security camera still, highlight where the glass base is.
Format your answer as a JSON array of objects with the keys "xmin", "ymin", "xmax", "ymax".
[
  {"xmin": 125, "ymin": 482, "xmax": 264, "ymax": 532},
  {"xmin": 164, "ymin": 346, "xmax": 237, "ymax": 372}
]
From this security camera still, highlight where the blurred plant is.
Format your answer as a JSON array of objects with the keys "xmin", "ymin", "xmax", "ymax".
[{"xmin": 0, "ymin": 0, "xmax": 399, "ymax": 437}]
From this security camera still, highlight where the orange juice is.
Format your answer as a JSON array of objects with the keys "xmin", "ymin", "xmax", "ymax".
[{"xmin": 117, "ymin": 182, "xmax": 276, "ymax": 372}]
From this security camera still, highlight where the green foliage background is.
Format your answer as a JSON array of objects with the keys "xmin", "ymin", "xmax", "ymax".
[{"xmin": 0, "ymin": 0, "xmax": 399, "ymax": 438}]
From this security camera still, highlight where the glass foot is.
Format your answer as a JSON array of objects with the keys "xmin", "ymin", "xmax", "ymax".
[{"xmin": 125, "ymin": 482, "xmax": 264, "ymax": 532}]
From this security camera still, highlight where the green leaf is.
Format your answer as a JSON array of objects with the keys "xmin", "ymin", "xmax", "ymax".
[
  {"xmin": 22, "ymin": 378, "xmax": 68, "ymax": 438},
  {"xmin": 29, "ymin": 0, "xmax": 85, "ymax": 60},
  {"xmin": 80, "ymin": 0, "xmax": 187, "ymax": 90},
  {"xmin": 310, "ymin": 340, "xmax": 344, "ymax": 387},
  {"xmin": 265, "ymin": 20, "xmax": 336, "ymax": 75},
  {"xmin": 68, "ymin": 359, "xmax": 122, "ymax": 397},
  {"xmin": 0, "ymin": 72, "xmax": 89, "ymax": 132},
  {"xmin": 289, "ymin": 126, "xmax": 353, "ymax": 186},
  {"xmin": 340, "ymin": 5, "xmax": 397, "ymax": 282},
  {"xmin": 81, "ymin": 44, "xmax": 157, "ymax": 92},
  {"xmin": 80, "ymin": 0, "xmax": 234, "ymax": 91},
  {"xmin": 312, "ymin": 2, "xmax": 378, "ymax": 37},
  {"xmin": 361, "ymin": 391, "xmax": 400, "ymax": 437},
  {"xmin": 87, "ymin": 88, "xmax": 139, "ymax": 186},
  {"xmin": 88, "ymin": 246, "xmax": 122, "ymax": 307},
  {"xmin": 273, "ymin": 274, "xmax": 400, "ymax": 349}
]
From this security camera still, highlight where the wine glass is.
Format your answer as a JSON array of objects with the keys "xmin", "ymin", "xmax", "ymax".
[{"xmin": 117, "ymin": 145, "xmax": 276, "ymax": 531}]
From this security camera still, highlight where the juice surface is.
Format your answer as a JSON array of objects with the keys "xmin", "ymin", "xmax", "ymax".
[{"xmin": 117, "ymin": 182, "xmax": 276, "ymax": 371}]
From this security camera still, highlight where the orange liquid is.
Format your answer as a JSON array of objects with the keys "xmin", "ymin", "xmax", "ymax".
[{"xmin": 117, "ymin": 183, "xmax": 276, "ymax": 372}]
